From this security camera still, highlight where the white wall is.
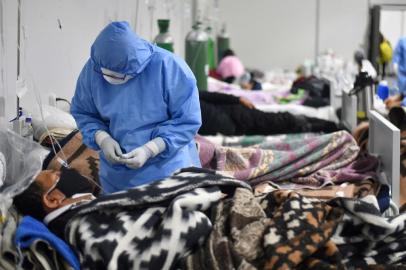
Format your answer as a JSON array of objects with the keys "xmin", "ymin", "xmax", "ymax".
[
  {"xmin": 219, "ymin": 0, "xmax": 317, "ymax": 71},
  {"xmin": 19, "ymin": 0, "xmax": 139, "ymax": 113},
  {"xmin": 218, "ymin": 0, "xmax": 370, "ymax": 71},
  {"xmin": 1, "ymin": 0, "xmax": 17, "ymax": 123},
  {"xmin": 380, "ymin": 9, "xmax": 404, "ymax": 48},
  {"xmin": 318, "ymin": 0, "xmax": 369, "ymax": 60},
  {"xmin": 12, "ymin": 0, "xmax": 194, "ymax": 115},
  {"xmin": 371, "ymin": 0, "xmax": 406, "ymax": 4},
  {"xmin": 1, "ymin": 0, "xmax": 405, "ymax": 122}
]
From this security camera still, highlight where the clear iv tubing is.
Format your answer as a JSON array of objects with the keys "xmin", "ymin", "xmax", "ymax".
[
  {"xmin": 17, "ymin": 2, "xmax": 72, "ymax": 170},
  {"xmin": 30, "ymin": 76, "xmax": 69, "ymax": 167},
  {"xmin": 17, "ymin": 3, "xmax": 106, "ymax": 193},
  {"xmin": 30, "ymin": 78, "xmax": 104, "ymax": 192},
  {"xmin": 16, "ymin": 2, "xmax": 69, "ymax": 167}
]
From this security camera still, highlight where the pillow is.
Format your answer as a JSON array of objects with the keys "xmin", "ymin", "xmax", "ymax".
[{"xmin": 30, "ymin": 105, "xmax": 77, "ymax": 141}]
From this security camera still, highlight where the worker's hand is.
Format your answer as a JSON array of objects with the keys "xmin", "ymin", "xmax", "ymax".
[
  {"xmin": 239, "ymin": 97, "xmax": 255, "ymax": 109},
  {"xmin": 119, "ymin": 138, "xmax": 165, "ymax": 169},
  {"xmin": 120, "ymin": 146, "xmax": 151, "ymax": 169},
  {"xmin": 99, "ymin": 137, "xmax": 123, "ymax": 165},
  {"xmin": 385, "ymin": 94, "xmax": 402, "ymax": 110}
]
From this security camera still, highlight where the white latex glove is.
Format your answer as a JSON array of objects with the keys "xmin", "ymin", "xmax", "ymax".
[
  {"xmin": 95, "ymin": 130, "xmax": 123, "ymax": 165},
  {"xmin": 121, "ymin": 137, "xmax": 166, "ymax": 169},
  {"xmin": 121, "ymin": 146, "xmax": 150, "ymax": 169}
]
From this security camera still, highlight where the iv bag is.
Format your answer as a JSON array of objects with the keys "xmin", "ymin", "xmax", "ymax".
[{"xmin": 16, "ymin": 77, "xmax": 28, "ymax": 99}]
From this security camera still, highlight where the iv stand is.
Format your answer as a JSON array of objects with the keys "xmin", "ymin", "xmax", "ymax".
[{"xmin": 16, "ymin": 0, "xmax": 21, "ymax": 119}]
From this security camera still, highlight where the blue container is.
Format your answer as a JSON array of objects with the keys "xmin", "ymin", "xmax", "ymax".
[{"xmin": 377, "ymin": 83, "xmax": 389, "ymax": 101}]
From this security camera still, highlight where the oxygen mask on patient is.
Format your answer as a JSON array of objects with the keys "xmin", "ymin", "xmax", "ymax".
[{"xmin": 46, "ymin": 167, "xmax": 96, "ymax": 199}]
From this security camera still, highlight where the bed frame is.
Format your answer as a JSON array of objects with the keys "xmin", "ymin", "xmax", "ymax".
[
  {"xmin": 368, "ymin": 110, "xmax": 400, "ymax": 206},
  {"xmin": 341, "ymin": 82, "xmax": 400, "ymax": 205}
]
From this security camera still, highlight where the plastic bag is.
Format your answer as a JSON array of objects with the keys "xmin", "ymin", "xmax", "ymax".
[{"xmin": 0, "ymin": 129, "xmax": 47, "ymax": 219}]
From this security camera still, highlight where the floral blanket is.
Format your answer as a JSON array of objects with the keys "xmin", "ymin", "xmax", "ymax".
[{"xmin": 197, "ymin": 131, "xmax": 377, "ymax": 190}]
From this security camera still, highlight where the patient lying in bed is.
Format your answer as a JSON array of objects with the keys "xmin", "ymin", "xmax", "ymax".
[
  {"xmin": 199, "ymin": 91, "xmax": 340, "ymax": 135},
  {"xmin": 12, "ymin": 166, "xmax": 237, "ymax": 269},
  {"xmin": 13, "ymin": 167, "xmax": 97, "ymax": 240}
]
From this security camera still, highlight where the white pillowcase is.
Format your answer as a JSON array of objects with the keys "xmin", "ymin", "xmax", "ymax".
[{"xmin": 30, "ymin": 105, "xmax": 77, "ymax": 141}]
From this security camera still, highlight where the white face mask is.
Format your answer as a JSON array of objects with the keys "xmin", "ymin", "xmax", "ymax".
[{"xmin": 100, "ymin": 67, "xmax": 133, "ymax": 85}]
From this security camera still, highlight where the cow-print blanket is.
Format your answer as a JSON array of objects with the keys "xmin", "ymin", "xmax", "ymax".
[
  {"xmin": 331, "ymin": 195, "xmax": 406, "ymax": 268},
  {"xmin": 184, "ymin": 188, "xmax": 406, "ymax": 270},
  {"xmin": 184, "ymin": 188, "xmax": 345, "ymax": 270},
  {"xmin": 65, "ymin": 167, "xmax": 250, "ymax": 270}
]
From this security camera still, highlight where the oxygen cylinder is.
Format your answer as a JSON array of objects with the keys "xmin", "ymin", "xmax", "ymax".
[
  {"xmin": 217, "ymin": 24, "xmax": 230, "ymax": 65},
  {"xmin": 206, "ymin": 26, "xmax": 216, "ymax": 71},
  {"xmin": 186, "ymin": 22, "xmax": 209, "ymax": 91},
  {"xmin": 154, "ymin": 19, "xmax": 174, "ymax": 52}
]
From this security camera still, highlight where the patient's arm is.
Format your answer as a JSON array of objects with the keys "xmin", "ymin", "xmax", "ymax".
[{"xmin": 199, "ymin": 91, "xmax": 240, "ymax": 105}]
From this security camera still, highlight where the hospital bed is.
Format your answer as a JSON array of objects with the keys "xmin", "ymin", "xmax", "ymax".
[
  {"xmin": 208, "ymin": 75, "xmax": 341, "ymax": 123},
  {"xmin": 341, "ymin": 84, "xmax": 401, "ymax": 206},
  {"xmin": 259, "ymin": 72, "xmax": 344, "ymax": 123},
  {"xmin": 255, "ymin": 103, "xmax": 338, "ymax": 122},
  {"xmin": 368, "ymin": 110, "xmax": 400, "ymax": 206},
  {"xmin": 0, "ymin": 96, "xmax": 402, "ymax": 269}
]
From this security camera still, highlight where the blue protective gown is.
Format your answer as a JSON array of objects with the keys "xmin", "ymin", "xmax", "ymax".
[
  {"xmin": 71, "ymin": 21, "xmax": 202, "ymax": 193},
  {"xmin": 393, "ymin": 37, "xmax": 406, "ymax": 94}
]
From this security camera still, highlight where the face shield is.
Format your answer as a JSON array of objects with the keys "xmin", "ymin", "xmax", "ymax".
[{"xmin": 100, "ymin": 67, "xmax": 133, "ymax": 85}]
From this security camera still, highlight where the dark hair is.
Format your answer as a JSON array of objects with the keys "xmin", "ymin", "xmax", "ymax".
[
  {"xmin": 13, "ymin": 181, "xmax": 47, "ymax": 220},
  {"xmin": 224, "ymin": 76, "xmax": 236, "ymax": 84},
  {"xmin": 222, "ymin": 49, "xmax": 235, "ymax": 59}
]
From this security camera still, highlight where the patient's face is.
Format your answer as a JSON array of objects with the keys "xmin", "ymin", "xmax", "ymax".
[
  {"xmin": 36, "ymin": 170, "xmax": 61, "ymax": 195},
  {"xmin": 35, "ymin": 169, "xmax": 94, "ymax": 211},
  {"xmin": 241, "ymin": 82, "xmax": 253, "ymax": 90}
]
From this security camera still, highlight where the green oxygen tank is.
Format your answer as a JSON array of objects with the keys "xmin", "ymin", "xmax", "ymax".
[
  {"xmin": 185, "ymin": 22, "xmax": 209, "ymax": 91},
  {"xmin": 217, "ymin": 24, "xmax": 230, "ymax": 65},
  {"xmin": 206, "ymin": 26, "xmax": 216, "ymax": 71},
  {"xmin": 154, "ymin": 19, "xmax": 174, "ymax": 52}
]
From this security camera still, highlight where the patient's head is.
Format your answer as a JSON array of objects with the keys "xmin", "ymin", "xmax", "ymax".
[
  {"xmin": 13, "ymin": 168, "xmax": 95, "ymax": 220},
  {"xmin": 222, "ymin": 49, "xmax": 235, "ymax": 59}
]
